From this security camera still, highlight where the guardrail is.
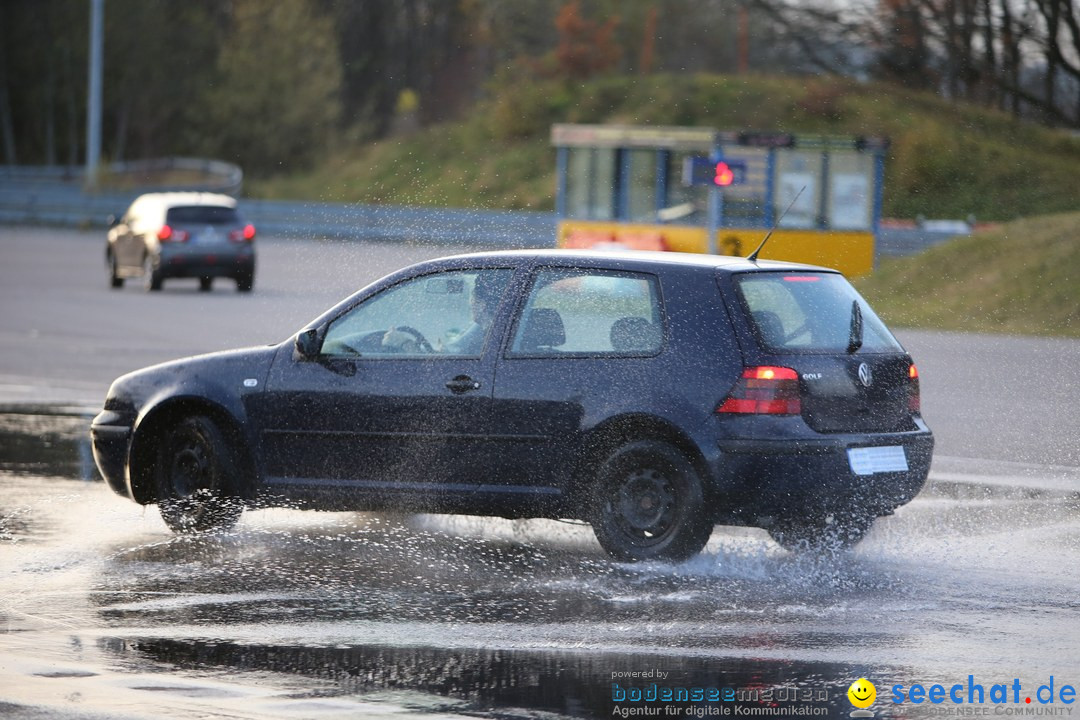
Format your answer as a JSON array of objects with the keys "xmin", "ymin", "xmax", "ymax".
[
  {"xmin": 0, "ymin": 157, "xmax": 243, "ymax": 195},
  {"xmin": 109, "ymin": 157, "xmax": 243, "ymax": 195},
  {"xmin": 239, "ymin": 199, "xmax": 557, "ymax": 246},
  {"xmin": 1, "ymin": 166, "xmax": 968, "ymax": 254},
  {"xmin": 0, "ymin": 175, "xmax": 559, "ymax": 247},
  {"xmin": 876, "ymin": 228, "xmax": 965, "ymax": 257}
]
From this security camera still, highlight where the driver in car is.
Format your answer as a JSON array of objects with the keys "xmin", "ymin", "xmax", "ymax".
[{"xmin": 381, "ymin": 278, "xmax": 500, "ymax": 355}]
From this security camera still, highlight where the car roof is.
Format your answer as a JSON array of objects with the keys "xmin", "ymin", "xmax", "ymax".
[
  {"xmin": 436, "ymin": 248, "xmax": 839, "ymax": 275},
  {"xmin": 133, "ymin": 192, "xmax": 238, "ymax": 210}
]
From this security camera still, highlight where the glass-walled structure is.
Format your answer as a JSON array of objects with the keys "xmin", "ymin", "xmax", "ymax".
[{"xmin": 552, "ymin": 124, "xmax": 888, "ymax": 277}]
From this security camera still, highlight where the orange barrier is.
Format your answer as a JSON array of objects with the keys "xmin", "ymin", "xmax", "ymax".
[
  {"xmin": 563, "ymin": 229, "xmax": 615, "ymax": 248},
  {"xmin": 564, "ymin": 229, "xmax": 667, "ymax": 252}
]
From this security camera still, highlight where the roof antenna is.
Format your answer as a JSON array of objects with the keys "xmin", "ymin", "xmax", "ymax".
[{"xmin": 747, "ymin": 185, "xmax": 806, "ymax": 263}]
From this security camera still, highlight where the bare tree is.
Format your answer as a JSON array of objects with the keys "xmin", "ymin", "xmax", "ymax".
[
  {"xmin": 877, "ymin": 0, "xmax": 935, "ymax": 88},
  {"xmin": 747, "ymin": 0, "xmax": 880, "ymax": 76},
  {"xmin": 1032, "ymin": 0, "xmax": 1080, "ymax": 122},
  {"xmin": 0, "ymin": 3, "xmax": 16, "ymax": 165}
]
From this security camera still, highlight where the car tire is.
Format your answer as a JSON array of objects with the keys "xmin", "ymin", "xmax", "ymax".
[
  {"xmin": 156, "ymin": 415, "xmax": 243, "ymax": 534},
  {"xmin": 143, "ymin": 255, "xmax": 163, "ymax": 292},
  {"xmin": 235, "ymin": 274, "xmax": 253, "ymax": 293},
  {"xmin": 199, "ymin": 277, "xmax": 213, "ymax": 292},
  {"xmin": 591, "ymin": 440, "xmax": 712, "ymax": 562},
  {"xmin": 767, "ymin": 513, "xmax": 874, "ymax": 553},
  {"xmin": 107, "ymin": 251, "xmax": 123, "ymax": 289}
]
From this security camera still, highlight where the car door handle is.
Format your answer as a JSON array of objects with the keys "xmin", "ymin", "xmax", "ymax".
[{"xmin": 446, "ymin": 375, "xmax": 481, "ymax": 394}]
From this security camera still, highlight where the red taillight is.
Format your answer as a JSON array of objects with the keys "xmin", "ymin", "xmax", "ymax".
[
  {"xmin": 157, "ymin": 225, "xmax": 189, "ymax": 242},
  {"xmin": 230, "ymin": 224, "xmax": 256, "ymax": 242},
  {"xmin": 717, "ymin": 366, "xmax": 801, "ymax": 415},
  {"xmin": 908, "ymin": 363, "xmax": 921, "ymax": 414}
]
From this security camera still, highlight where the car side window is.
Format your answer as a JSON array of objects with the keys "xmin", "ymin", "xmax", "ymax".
[
  {"xmin": 509, "ymin": 269, "xmax": 663, "ymax": 356},
  {"xmin": 321, "ymin": 269, "xmax": 512, "ymax": 358}
]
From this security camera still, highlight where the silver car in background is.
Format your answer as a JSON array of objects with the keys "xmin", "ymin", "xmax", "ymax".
[{"xmin": 106, "ymin": 192, "xmax": 256, "ymax": 292}]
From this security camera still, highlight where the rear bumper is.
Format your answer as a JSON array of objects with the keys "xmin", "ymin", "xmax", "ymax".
[
  {"xmin": 159, "ymin": 249, "xmax": 254, "ymax": 279},
  {"xmin": 711, "ymin": 421, "xmax": 933, "ymax": 524}
]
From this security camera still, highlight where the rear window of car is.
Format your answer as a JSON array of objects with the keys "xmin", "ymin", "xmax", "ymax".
[
  {"xmin": 735, "ymin": 271, "xmax": 903, "ymax": 353},
  {"xmin": 166, "ymin": 205, "xmax": 240, "ymax": 225}
]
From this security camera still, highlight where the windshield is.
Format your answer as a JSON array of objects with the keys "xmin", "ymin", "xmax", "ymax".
[{"xmin": 735, "ymin": 272, "xmax": 903, "ymax": 353}]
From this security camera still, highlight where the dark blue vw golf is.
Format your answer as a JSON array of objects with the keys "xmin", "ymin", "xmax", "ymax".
[{"xmin": 91, "ymin": 250, "xmax": 933, "ymax": 561}]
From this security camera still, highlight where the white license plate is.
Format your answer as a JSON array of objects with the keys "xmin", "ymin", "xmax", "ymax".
[{"xmin": 847, "ymin": 445, "xmax": 908, "ymax": 475}]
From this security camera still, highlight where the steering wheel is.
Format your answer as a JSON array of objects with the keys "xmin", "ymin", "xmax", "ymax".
[{"xmin": 385, "ymin": 325, "xmax": 434, "ymax": 353}]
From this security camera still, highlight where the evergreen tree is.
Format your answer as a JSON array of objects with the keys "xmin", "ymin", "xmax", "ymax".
[{"xmin": 203, "ymin": 0, "xmax": 342, "ymax": 174}]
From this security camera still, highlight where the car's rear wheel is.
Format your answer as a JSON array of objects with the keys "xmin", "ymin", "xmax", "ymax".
[
  {"xmin": 157, "ymin": 415, "xmax": 243, "ymax": 534},
  {"xmin": 591, "ymin": 440, "xmax": 712, "ymax": 562},
  {"xmin": 768, "ymin": 513, "xmax": 874, "ymax": 553},
  {"xmin": 199, "ymin": 277, "xmax": 212, "ymax": 292},
  {"xmin": 143, "ymin": 255, "xmax": 163, "ymax": 292},
  {"xmin": 107, "ymin": 250, "xmax": 123, "ymax": 289},
  {"xmin": 236, "ymin": 273, "xmax": 253, "ymax": 293}
]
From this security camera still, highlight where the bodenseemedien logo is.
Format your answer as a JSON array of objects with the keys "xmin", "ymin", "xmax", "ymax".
[{"xmin": 848, "ymin": 678, "xmax": 877, "ymax": 718}]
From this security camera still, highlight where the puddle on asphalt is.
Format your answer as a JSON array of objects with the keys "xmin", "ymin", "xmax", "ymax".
[
  {"xmin": 0, "ymin": 410, "xmax": 98, "ymax": 481},
  {"xmin": 116, "ymin": 637, "xmax": 862, "ymax": 717}
]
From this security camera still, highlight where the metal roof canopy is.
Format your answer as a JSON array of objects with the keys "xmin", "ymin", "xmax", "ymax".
[{"xmin": 550, "ymin": 123, "xmax": 889, "ymax": 152}]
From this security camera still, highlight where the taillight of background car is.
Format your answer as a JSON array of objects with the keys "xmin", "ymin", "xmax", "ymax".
[
  {"xmin": 717, "ymin": 366, "xmax": 801, "ymax": 415},
  {"xmin": 229, "ymin": 224, "xmax": 256, "ymax": 243},
  {"xmin": 157, "ymin": 225, "xmax": 189, "ymax": 242},
  {"xmin": 908, "ymin": 363, "xmax": 921, "ymax": 414}
]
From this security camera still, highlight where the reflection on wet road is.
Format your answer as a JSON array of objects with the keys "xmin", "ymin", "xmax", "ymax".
[{"xmin": 2, "ymin": 413, "xmax": 1080, "ymax": 719}]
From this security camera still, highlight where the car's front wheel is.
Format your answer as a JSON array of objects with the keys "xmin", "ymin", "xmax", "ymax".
[
  {"xmin": 767, "ymin": 513, "xmax": 875, "ymax": 553},
  {"xmin": 591, "ymin": 440, "xmax": 712, "ymax": 562},
  {"xmin": 156, "ymin": 415, "xmax": 243, "ymax": 533}
]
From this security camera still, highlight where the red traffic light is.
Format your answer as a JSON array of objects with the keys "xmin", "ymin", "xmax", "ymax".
[{"xmin": 714, "ymin": 161, "xmax": 735, "ymax": 187}]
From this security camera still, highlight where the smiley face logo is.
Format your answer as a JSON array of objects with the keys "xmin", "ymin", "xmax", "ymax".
[{"xmin": 847, "ymin": 678, "xmax": 877, "ymax": 709}]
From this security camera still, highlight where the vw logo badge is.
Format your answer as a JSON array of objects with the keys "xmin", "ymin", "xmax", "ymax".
[{"xmin": 858, "ymin": 362, "xmax": 873, "ymax": 387}]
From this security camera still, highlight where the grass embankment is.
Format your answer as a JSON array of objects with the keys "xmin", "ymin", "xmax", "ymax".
[
  {"xmin": 855, "ymin": 212, "xmax": 1080, "ymax": 337},
  {"xmin": 249, "ymin": 73, "xmax": 1080, "ymax": 222}
]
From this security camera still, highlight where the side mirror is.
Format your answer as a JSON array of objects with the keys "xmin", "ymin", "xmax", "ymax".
[{"xmin": 294, "ymin": 328, "xmax": 322, "ymax": 359}]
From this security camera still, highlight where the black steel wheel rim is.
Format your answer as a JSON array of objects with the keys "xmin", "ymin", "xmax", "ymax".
[
  {"xmin": 169, "ymin": 434, "xmax": 213, "ymax": 500},
  {"xmin": 609, "ymin": 468, "xmax": 678, "ymax": 544}
]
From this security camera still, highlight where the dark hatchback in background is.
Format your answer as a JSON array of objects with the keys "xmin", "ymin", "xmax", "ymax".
[
  {"xmin": 91, "ymin": 250, "xmax": 932, "ymax": 562},
  {"xmin": 106, "ymin": 192, "xmax": 256, "ymax": 292}
]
